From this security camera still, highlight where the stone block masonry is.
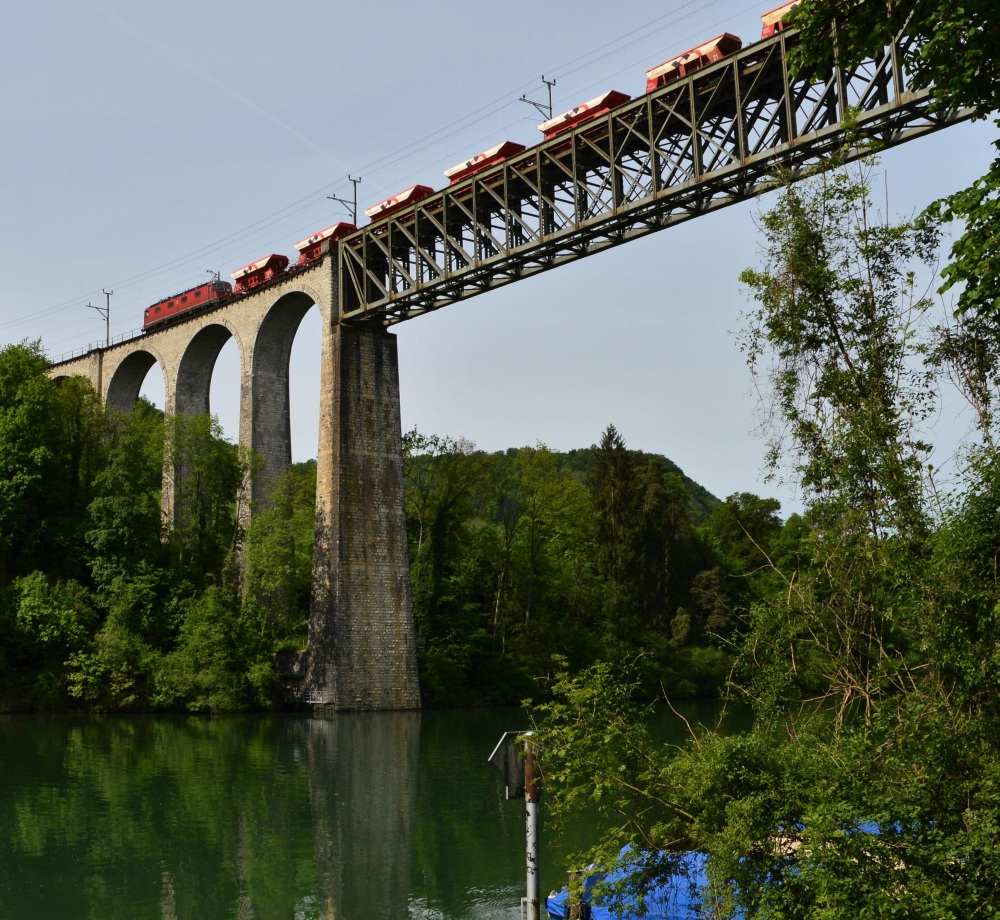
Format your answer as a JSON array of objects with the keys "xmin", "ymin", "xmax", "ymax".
[{"xmin": 306, "ymin": 323, "xmax": 420, "ymax": 710}]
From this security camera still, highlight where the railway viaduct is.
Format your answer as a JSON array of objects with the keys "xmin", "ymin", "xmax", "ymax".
[
  {"xmin": 50, "ymin": 261, "xmax": 419, "ymax": 710},
  {"xmin": 48, "ymin": 25, "xmax": 972, "ymax": 710}
]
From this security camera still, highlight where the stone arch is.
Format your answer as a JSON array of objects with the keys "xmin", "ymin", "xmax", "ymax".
[
  {"xmin": 166, "ymin": 321, "xmax": 245, "ymax": 527},
  {"xmin": 175, "ymin": 321, "xmax": 244, "ymax": 417},
  {"xmin": 105, "ymin": 350, "xmax": 166, "ymax": 414},
  {"xmin": 248, "ymin": 288, "xmax": 320, "ymax": 506}
]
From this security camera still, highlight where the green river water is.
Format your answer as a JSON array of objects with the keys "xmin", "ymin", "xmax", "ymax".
[{"xmin": 0, "ymin": 703, "xmax": 740, "ymax": 919}]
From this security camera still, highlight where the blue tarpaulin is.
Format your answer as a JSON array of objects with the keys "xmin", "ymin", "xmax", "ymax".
[{"xmin": 546, "ymin": 850, "xmax": 742, "ymax": 920}]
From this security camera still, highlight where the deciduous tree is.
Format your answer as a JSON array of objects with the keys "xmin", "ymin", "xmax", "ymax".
[{"xmin": 532, "ymin": 155, "xmax": 1000, "ymax": 917}]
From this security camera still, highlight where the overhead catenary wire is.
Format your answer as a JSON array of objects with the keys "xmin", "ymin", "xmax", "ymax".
[{"xmin": 16, "ymin": 0, "xmax": 755, "ymax": 343}]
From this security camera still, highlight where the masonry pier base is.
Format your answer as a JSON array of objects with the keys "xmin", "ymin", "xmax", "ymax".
[{"xmin": 302, "ymin": 323, "xmax": 420, "ymax": 710}]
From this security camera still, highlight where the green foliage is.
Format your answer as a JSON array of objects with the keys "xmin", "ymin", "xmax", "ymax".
[
  {"xmin": 86, "ymin": 400, "xmax": 165, "ymax": 587},
  {"xmin": 563, "ymin": 444, "xmax": 720, "ymax": 523},
  {"xmin": 164, "ymin": 412, "xmax": 247, "ymax": 579},
  {"xmin": 155, "ymin": 586, "xmax": 247, "ymax": 712},
  {"xmin": 66, "ymin": 572, "xmax": 166, "ymax": 710},
  {"xmin": 6, "ymin": 572, "xmax": 96, "ymax": 706},
  {"xmin": 703, "ymin": 493, "xmax": 782, "ymax": 576},
  {"xmin": 0, "ymin": 342, "xmax": 106, "ymax": 587},
  {"xmin": 0, "ymin": 347, "xmax": 769, "ymax": 712},
  {"xmin": 0, "ymin": 336, "xmax": 299, "ymax": 712},
  {"xmin": 792, "ymin": 0, "xmax": 997, "ymax": 118},
  {"xmin": 236, "ymin": 466, "xmax": 316, "ymax": 702},
  {"xmin": 740, "ymin": 158, "xmax": 938, "ymax": 535},
  {"xmin": 531, "ymin": 156, "xmax": 1000, "ymax": 916},
  {"xmin": 241, "ymin": 476, "xmax": 298, "ymax": 627},
  {"xmin": 589, "ymin": 425, "xmax": 718, "ymax": 651},
  {"xmin": 530, "ymin": 660, "xmax": 679, "ymax": 854},
  {"xmin": 927, "ymin": 147, "xmax": 1000, "ymax": 317},
  {"xmin": 403, "ymin": 428, "xmax": 746, "ymax": 707},
  {"xmin": 793, "ymin": 0, "xmax": 1000, "ymax": 319}
]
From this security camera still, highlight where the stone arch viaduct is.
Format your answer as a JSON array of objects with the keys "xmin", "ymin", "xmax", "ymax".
[
  {"xmin": 47, "ymin": 25, "xmax": 971, "ymax": 711},
  {"xmin": 50, "ymin": 257, "xmax": 419, "ymax": 711}
]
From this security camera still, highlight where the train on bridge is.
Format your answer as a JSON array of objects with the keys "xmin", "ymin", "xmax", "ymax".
[{"xmin": 141, "ymin": 0, "xmax": 800, "ymax": 332}]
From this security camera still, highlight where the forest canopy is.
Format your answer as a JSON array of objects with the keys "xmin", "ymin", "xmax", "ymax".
[{"xmin": 0, "ymin": 340, "xmax": 787, "ymax": 713}]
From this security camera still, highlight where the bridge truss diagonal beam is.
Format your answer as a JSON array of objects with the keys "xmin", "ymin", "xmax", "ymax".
[{"xmin": 337, "ymin": 28, "xmax": 973, "ymax": 326}]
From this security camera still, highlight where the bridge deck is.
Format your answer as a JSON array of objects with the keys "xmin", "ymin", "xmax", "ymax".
[{"xmin": 337, "ymin": 27, "xmax": 972, "ymax": 325}]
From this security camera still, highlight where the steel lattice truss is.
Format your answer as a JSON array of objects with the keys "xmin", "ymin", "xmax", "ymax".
[{"xmin": 338, "ymin": 28, "xmax": 972, "ymax": 325}]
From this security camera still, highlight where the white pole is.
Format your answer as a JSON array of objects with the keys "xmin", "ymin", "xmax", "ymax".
[{"xmin": 524, "ymin": 733, "xmax": 540, "ymax": 920}]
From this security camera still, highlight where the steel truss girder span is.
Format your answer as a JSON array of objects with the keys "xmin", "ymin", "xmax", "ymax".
[{"xmin": 338, "ymin": 29, "xmax": 972, "ymax": 325}]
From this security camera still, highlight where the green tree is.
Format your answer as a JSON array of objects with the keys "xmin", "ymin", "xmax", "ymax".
[
  {"xmin": 793, "ymin": 0, "xmax": 1000, "ymax": 318},
  {"xmin": 402, "ymin": 430, "xmax": 486, "ymax": 652},
  {"xmin": 154, "ymin": 586, "xmax": 247, "ymax": 712},
  {"xmin": 739, "ymin": 156, "xmax": 938, "ymax": 537},
  {"xmin": 0, "ymin": 343, "xmax": 105, "ymax": 587},
  {"xmin": 703, "ymin": 493, "xmax": 783, "ymax": 577},
  {"xmin": 6, "ymin": 572, "xmax": 96, "ymax": 707},
  {"xmin": 163, "ymin": 412, "xmax": 247, "ymax": 580},
  {"xmin": 67, "ymin": 571, "xmax": 167, "ymax": 710},
  {"xmin": 589, "ymin": 425, "xmax": 714, "ymax": 641},
  {"xmin": 532, "ymin": 156, "xmax": 1000, "ymax": 917},
  {"xmin": 86, "ymin": 399, "xmax": 166, "ymax": 588},
  {"xmin": 237, "ymin": 467, "xmax": 313, "ymax": 701}
]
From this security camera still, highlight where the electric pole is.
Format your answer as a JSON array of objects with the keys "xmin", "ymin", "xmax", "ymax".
[
  {"xmin": 328, "ymin": 175, "xmax": 362, "ymax": 224},
  {"xmin": 520, "ymin": 76, "xmax": 556, "ymax": 120},
  {"xmin": 86, "ymin": 288, "xmax": 112, "ymax": 348}
]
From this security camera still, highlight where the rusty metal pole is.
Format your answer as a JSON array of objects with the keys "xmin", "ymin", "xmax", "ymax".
[{"xmin": 524, "ymin": 732, "xmax": 540, "ymax": 920}]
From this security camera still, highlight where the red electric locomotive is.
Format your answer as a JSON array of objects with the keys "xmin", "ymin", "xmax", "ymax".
[
  {"xmin": 230, "ymin": 253, "xmax": 290, "ymax": 294},
  {"xmin": 143, "ymin": 278, "xmax": 233, "ymax": 329},
  {"xmin": 294, "ymin": 222, "xmax": 357, "ymax": 266},
  {"xmin": 538, "ymin": 90, "xmax": 632, "ymax": 140}
]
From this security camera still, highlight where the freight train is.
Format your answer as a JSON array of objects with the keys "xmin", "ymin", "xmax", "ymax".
[{"xmin": 141, "ymin": 0, "xmax": 800, "ymax": 331}]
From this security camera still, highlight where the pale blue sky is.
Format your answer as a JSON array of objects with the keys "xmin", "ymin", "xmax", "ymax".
[{"xmin": 1, "ymin": 1, "xmax": 994, "ymax": 511}]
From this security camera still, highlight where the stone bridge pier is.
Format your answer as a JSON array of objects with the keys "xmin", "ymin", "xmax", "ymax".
[{"xmin": 49, "ymin": 257, "xmax": 419, "ymax": 710}]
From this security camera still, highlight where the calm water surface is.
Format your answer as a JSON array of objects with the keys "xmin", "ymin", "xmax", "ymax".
[{"xmin": 0, "ymin": 703, "xmax": 741, "ymax": 919}]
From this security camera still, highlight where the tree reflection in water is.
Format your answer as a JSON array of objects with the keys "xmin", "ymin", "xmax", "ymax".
[
  {"xmin": 0, "ymin": 709, "xmax": 535, "ymax": 919},
  {"xmin": 2, "ymin": 705, "xmax": 714, "ymax": 917}
]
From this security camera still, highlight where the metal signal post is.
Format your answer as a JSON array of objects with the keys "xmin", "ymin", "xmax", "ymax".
[{"xmin": 520, "ymin": 75, "xmax": 556, "ymax": 120}]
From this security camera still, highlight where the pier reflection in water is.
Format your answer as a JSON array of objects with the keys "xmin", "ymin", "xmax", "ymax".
[
  {"xmin": 0, "ymin": 702, "xmax": 742, "ymax": 919},
  {"xmin": 0, "ymin": 709, "xmax": 546, "ymax": 919},
  {"xmin": 306, "ymin": 711, "xmax": 421, "ymax": 919}
]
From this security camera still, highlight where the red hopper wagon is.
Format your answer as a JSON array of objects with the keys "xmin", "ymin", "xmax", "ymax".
[
  {"xmin": 645, "ymin": 33, "xmax": 743, "ymax": 92},
  {"xmin": 444, "ymin": 141, "xmax": 527, "ymax": 184},
  {"xmin": 364, "ymin": 184, "xmax": 435, "ymax": 222},
  {"xmin": 538, "ymin": 90, "xmax": 632, "ymax": 140},
  {"xmin": 294, "ymin": 222, "xmax": 357, "ymax": 266},
  {"xmin": 760, "ymin": 0, "xmax": 801, "ymax": 38},
  {"xmin": 230, "ymin": 253, "xmax": 290, "ymax": 294}
]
